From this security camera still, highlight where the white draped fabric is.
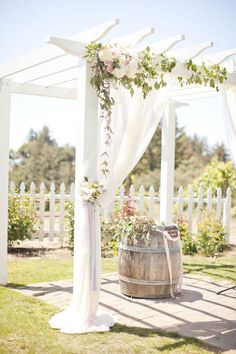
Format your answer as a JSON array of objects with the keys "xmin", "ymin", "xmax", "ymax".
[
  {"xmin": 222, "ymin": 86, "xmax": 236, "ymax": 166},
  {"xmin": 49, "ymin": 82, "xmax": 173, "ymax": 334}
]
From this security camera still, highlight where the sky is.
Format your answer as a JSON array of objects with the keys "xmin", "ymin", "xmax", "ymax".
[{"xmin": 1, "ymin": 0, "xmax": 236, "ymax": 150}]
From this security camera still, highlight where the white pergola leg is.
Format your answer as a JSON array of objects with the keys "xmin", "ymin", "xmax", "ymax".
[
  {"xmin": 0, "ymin": 79, "xmax": 11, "ymax": 285},
  {"xmin": 159, "ymin": 102, "xmax": 176, "ymax": 225},
  {"xmin": 75, "ymin": 60, "xmax": 98, "ymax": 180}
]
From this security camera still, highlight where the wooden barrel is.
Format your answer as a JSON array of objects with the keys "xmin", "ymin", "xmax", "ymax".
[{"xmin": 119, "ymin": 225, "xmax": 182, "ymax": 298}]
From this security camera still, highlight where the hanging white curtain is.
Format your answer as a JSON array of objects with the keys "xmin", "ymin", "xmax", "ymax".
[
  {"xmin": 49, "ymin": 81, "xmax": 173, "ymax": 334},
  {"xmin": 221, "ymin": 85, "xmax": 236, "ymax": 165}
]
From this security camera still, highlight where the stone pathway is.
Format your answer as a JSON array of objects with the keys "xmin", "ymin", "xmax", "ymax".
[{"xmin": 15, "ymin": 273, "xmax": 236, "ymax": 352}]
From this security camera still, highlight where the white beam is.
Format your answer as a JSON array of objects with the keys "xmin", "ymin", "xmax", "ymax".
[
  {"xmin": 0, "ymin": 79, "xmax": 11, "ymax": 284},
  {"xmin": 159, "ymin": 101, "xmax": 187, "ymax": 224},
  {"xmin": 194, "ymin": 48, "xmax": 236, "ymax": 65},
  {"xmin": 168, "ymin": 41, "xmax": 213, "ymax": 61},
  {"xmin": 114, "ymin": 27, "xmax": 155, "ymax": 47},
  {"xmin": 0, "ymin": 18, "xmax": 119, "ymax": 79},
  {"xmin": 31, "ymin": 67, "xmax": 79, "ymax": 87},
  {"xmin": 149, "ymin": 34, "xmax": 185, "ymax": 54},
  {"xmin": 10, "ymin": 81, "xmax": 77, "ymax": 99},
  {"xmin": 47, "ymin": 37, "xmax": 87, "ymax": 57}
]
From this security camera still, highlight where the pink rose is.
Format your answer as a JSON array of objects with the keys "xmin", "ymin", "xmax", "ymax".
[{"xmin": 106, "ymin": 65, "xmax": 114, "ymax": 73}]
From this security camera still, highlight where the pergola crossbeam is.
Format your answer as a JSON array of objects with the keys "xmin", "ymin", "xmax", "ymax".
[
  {"xmin": 0, "ymin": 19, "xmax": 119, "ymax": 79},
  {"xmin": 114, "ymin": 27, "xmax": 155, "ymax": 47},
  {"xmin": 168, "ymin": 41, "xmax": 213, "ymax": 61},
  {"xmin": 148, "ymin": 34, "xmax": 185, "ymax": 54},
  {"xmin": 10, "ymin": 81, "xmax": 77, "ymax": 99},
  {"xmin": 194, "ymin": 48, "xmax": 236, "ymax": 65}
]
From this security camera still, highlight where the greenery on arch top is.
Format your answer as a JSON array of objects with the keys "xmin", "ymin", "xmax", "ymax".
[{"xmin": 86, "ymin": 42, "xmax": 227, "ymax": 175}]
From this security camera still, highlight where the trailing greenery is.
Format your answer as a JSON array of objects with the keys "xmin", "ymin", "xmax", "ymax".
[
  {"xmin": 86, "ymin": 43, "xmax": 227, "ymax": 175},
  {"xmin": 8, "ymin": 195, "xmax": 37, "ymax": 246},
  {"xmin": 197, "ymin": 213, "xmax": 228, "ymax": 257}
]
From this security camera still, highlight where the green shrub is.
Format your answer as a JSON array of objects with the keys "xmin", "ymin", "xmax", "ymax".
[
  {"xmin": 177, "ymin": 218, "xmax": 197, "ymax": 256},
  {"xmin": 197, "ymin": 214, "xmax": 227, "ymax": 257},
  {"xmin": 8, "ymin": 195, "xmax": 37, "ymax": 246}
]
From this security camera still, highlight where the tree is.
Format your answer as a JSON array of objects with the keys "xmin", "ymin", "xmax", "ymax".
[
  {"xmin": 193, "ymin": 157, "xmax": 236, "ymax": 198},
  {"xmin": 10, "ymin": 126, "xmax": 75, "ymax": 190},
  {"xmin": 211, "ymin": 142, "xmax": 229, "ymax": 162}
]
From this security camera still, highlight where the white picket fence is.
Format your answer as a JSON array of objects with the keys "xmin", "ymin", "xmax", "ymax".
[{"xmin": 9, "ymin": 181, "xmax": 232, "ymax": 244}]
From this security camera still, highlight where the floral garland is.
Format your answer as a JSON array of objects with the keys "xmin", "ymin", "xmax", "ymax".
[
  {"xmin": 86, "ymin": 43, "xmax": 227, "ymax": 176},
  {"xmin": 79, "ymin": 176, "xmax": 104, "ymax": 205}
]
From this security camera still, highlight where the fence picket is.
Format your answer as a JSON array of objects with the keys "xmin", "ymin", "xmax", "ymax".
[
  {"xmin": 20, "ymin": 181, "xmax": 25, "ymax": 196},
  {"xmin": 177, "ymin": 186, "xmax": 184, "ymax": 219},
  {"xmin": 49, "ymin": 183, "xmax": 55, "ymax": 242},
  {"xmin": 207, "ymin": 187, "xmax": 212, "ymax": 213},
  {"xmin": 70, "ymin": 183, "xmax": 75, "ymax": 201},
  {"xmin": 59, "ymin": 183, "xmax": 65, "ymax": 242},
  {"xmin": 39, "ymin": 183, "xmax": 46, "ymax": 241},
  {"xmin": 197, "ymin": 187, "xmax": 203, "ymax": 225},
  {"xmin": 29, "ymin": 182, "xmax": 36, "ymax": 201},
  {"xmin": 148, "ymin": 185, "xmax": 155, "ymax": 218},
  {"xmin": 139, "ymin": 185, "xmax": 145, "ymax": 213},
  {"xmin": 223, "ymin": 188, "xmax": 232, "ymax": 243},
  {"xmin": 216, "ymin": 188, "xmax": 222, "ymax": 220},
  {"xmin": 9, "ymin": 181, "xmax": 15, "ymax": 196},
  {"xmin": 129, "ymin": 185, "xmax": 135, "ymax": 208},
  {"xmin": 119, "ymin": 185, "xmax": 125, "ymax": 210},
  {"xmin": 187, "ymin": 186, "xmax": 194, "ymax": 233}
]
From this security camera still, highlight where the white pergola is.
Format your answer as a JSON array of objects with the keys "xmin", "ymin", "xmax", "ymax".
[{"xmin": 1, "ymin": 19, "xmax": 236, "ymax": 284}]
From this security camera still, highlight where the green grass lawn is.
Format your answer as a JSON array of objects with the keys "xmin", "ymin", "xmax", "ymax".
[
  {"xmin": 3, "ymin": 251, "xmax": 234, "ymax": 353},
  {"xmin": 0, "ymin": 286, "xmax": 213, "ymax": 354},
  {"xmin": 7, "ymin": 251, "xmax": 236, "ymax": 287}
]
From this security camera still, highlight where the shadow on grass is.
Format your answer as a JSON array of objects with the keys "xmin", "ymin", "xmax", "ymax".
[
  {"xmin": 111, "ymin": 324, "xmax": 219, "ymax": 353},
  {"xmin": 183, "ymin": 262, "xmax": 236, "ymax": 283}
]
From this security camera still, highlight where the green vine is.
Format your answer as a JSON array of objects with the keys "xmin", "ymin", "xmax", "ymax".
[{"xmin": 86, "ymin": 43, "xmax": 227, "ymax": 176}]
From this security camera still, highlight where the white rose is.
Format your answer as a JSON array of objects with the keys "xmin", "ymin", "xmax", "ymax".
[
  {"xmin": 113, "ymin": 66, "xmax": 128, "ymax": 79},
  {"xmin": 127, "ymin": 58, "xmax": 138, "ymax": 78},
  {"xmin": 80, "ymin": 186, "xmax": 91, "ymax": 194},
  {"xmin": 98, "ymin": 48, "xmax": 113, "ymax": 62}
]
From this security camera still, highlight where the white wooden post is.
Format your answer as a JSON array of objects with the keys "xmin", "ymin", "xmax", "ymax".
[
  {"xmin": 159, "ymin": 102, "xmax": 176, "ymax": 224},
  {"xmin": 49, "ymin": 183, "xmax": 55, "ymax": 241},
  {"xmin": 0, "ymin": 79, "xmax": 11, "ymax": 284},
  {"xmin": 75, "ymin": 60, "xmax": 98, "ymax": 182}
]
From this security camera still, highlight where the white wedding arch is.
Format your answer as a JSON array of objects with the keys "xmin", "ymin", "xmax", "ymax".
[{"xmin": 1, "ymin": 19, "xmax": 236, "ymax": 333}]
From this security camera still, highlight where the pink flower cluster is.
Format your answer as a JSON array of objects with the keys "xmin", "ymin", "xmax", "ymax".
[{"xmin": 98, "ymin": 44, "xmax": 138, "ymax": 79}]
